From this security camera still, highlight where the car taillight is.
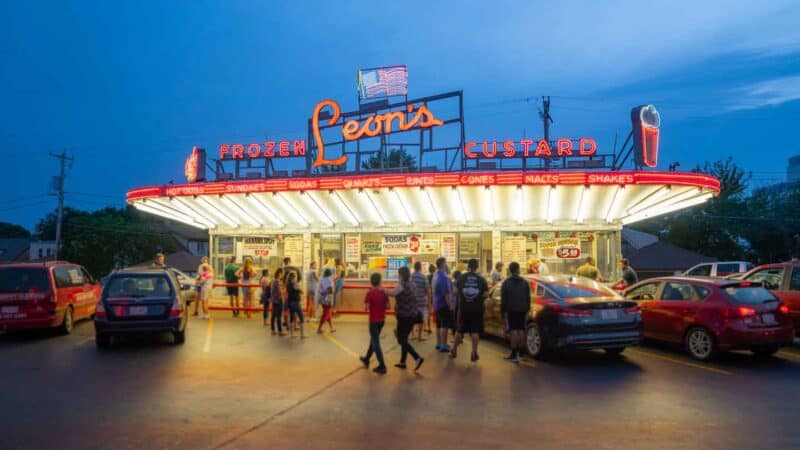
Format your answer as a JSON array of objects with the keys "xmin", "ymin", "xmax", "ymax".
[
  {"xmin": 625, "ymin": 306, "xmax": 639, "ymax": 315},
  {"xmin": 95, "ymin": 301, "xmax": 106, "ymax": 319},
  {"xmin": 551, "ymin": 305, "xmax": 592, "ymax": 317},
  {"xmin": 169, "ymin": 297, "xmax": 183, "ymax": 317},
  {"xmin": 737, "ymin": 307, "xmax": 756, "ymax": 317},
  {"xmin": 778, "ymin": 304, "xmax": 790, "ymax": 315}
]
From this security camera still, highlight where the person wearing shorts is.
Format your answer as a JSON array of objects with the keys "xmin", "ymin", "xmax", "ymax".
[
  {"xmin": 411, "ymin": 261, "xmax": 430, "ymax": 341},
  {"xmin": 451, "ymin": 258, "xmax": 488, "ymax": 362},
  {"xmin": 500, "ymin": 261, "xmax": 531, "ymax": 363},
  {"xmin": 224, "ymin": 256, "xmax": 240, "ymax": 317},
  {"xmin": 433, "ymin": 257, "xmax": 454, "ymax": 353}
]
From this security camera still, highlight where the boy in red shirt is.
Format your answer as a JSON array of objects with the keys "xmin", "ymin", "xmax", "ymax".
[{"xmin": 360, "ymin": 273, "xmax": 389, "ymax": 374}]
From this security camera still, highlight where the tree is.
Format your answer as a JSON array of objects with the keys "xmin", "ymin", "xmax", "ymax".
[
  {"xmin": 361, "ymin": 147, "xmax": 417, "ymax": 171},
  {"xmin": 0, "ymin": 222, "xmax": 31, "ymax": 238}
]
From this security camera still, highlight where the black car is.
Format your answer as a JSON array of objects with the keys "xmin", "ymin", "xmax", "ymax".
[
  {"xmin": 94, "ymin": 268, "xmax": 190, "ymax": 348},
  {"xmin": 485, "ymin": 274, "xmax": 643, "ymax": 358}
]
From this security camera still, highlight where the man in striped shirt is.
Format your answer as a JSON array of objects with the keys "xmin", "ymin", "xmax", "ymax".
[{"xmin": 411, "ymin": 261, "xmax": 431, "ymax": 341}]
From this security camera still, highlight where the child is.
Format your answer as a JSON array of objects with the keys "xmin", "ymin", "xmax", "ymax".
[
  {"xmin": 198, "ymin": 263, "xmax": 214, "ymax": 320},
  {"xmin": 360, "ymin": 273, "xmax": 389, "ymax": 374},
  {"xmin": 259, "ymin": 269, "xmax": 270, "ymax": 326}
]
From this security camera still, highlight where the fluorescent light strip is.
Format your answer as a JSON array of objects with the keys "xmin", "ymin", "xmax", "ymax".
[
  {"xmin": 545, "ymin": 187, "xmax": 556, "ymax": 224},
  {"xmin": 576, "ymin": 186, "xmax": 588, "ymax": 224},
  {"xmin": 605, "ymin": 186, "xmax": 625, "ymax": 223},
  {"xmin": 421, "ymin": 187, "xmax": 440, "ymax": 225},
  {"xmin": 245, "ymin": 194, "xmax": 285, "ymax": 228},
  {"xmin": 168, "ymin": 197, "xmax": 216, "ymax": 228},
  {"xmin": 220, "ymin": 195, "xmax": 260, "ymax": 227},
  {"xmin": 390, "ymin": 189, "xmax": 412, "ymax": 225},
  {"xmin": 331, "ymin": 191, "xmax": 360, "ymax": 226},
  {"xmin": 516, "ymin": 186, "xmax": 524, "ymax": 225},
  {"xmin": 196, "ymin": 197, "xmax": 238, "ymax": 228},
  {"xmin": 452, "ymin": 187, "xmax": 467, "ymax": 224},
  {"xmin": 622, "ymin": 192, "xmax": 713, "ymax": 225},
  {"xmin": 302, "ymin": 191, "xmax": 334, "ymax": 227},
  {"xmin": 622, "ymin": 188, "xmax": 706, "ymax": 223},
  {"xmin": 624, "ymin": 185, "xmax": 671, "ymax": 217},
  {"xmin": 134, "ymin": 202, "xmax": 206, "ymax": 229},
  {"xmin": 361, "ymin": 190, "xmax": 386, "ymax": 226},
  {"xmin": 142, "ymin": 199, "xmax": 209, "ymax": 228},
  {"xmin": 485, "ymin": 187, "xmax": 495, "ymax": 225},
  {"xmin": 148, "ymin": 198, "xmax": 213, "ymax": 228},
  {"xmin": 275, "ymin": 192, "xmax": 310, "ymax": 227}
]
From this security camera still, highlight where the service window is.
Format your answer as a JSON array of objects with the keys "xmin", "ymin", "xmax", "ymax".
[
  {"xmin": 626, "ymin": 282, "xmax": 659, "ymax": 301},
  {"xmin": 745, "ymin": 268, "xmax": 785, "ymax": 291},
  {"xmin": 687, "ymin": 264, "xmax": 711, "ymax": 276},
  {"xmin": 790, "ymin": 268, "xmax": 800, "ymax": 291}
]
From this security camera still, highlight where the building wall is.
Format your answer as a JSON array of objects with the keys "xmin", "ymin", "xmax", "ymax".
[{"xmin": 29, "ymin": 241, "xmax": 56, "ymax": 261}]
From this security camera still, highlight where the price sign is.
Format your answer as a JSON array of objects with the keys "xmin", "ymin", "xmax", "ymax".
[{"xmin": 555, "ymin": 246, "xmax": 581, "ymax": 259}]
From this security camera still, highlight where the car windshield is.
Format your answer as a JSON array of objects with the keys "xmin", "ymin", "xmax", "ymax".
[
  {"xmin": 547, "ymin": 277, "xmax": 621, "ymax": 299},
  {"xmin": 723, "ymin": 284, "xmax": 777, "ymax": 305},
  {"xmin": 105, "ymin": 275, "xmax": 173, "ymax": 298},
  {"xmin": 0, "ymin": 268, "xmax": 50, "ymax": 294}
]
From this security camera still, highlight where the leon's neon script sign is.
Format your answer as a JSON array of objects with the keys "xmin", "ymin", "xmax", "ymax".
[{"xmin": 312, "ymin": 99, "xmax": 444, "ymax": 167}]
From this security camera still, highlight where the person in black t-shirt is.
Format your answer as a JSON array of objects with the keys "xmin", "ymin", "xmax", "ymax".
[{"xmin": 451, "ymin": 258, "xmax": 488, "ymax": 362}]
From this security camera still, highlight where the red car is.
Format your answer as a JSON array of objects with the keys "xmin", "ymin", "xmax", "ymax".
[
  {"xmin": 624, "ymin": 277, "xmax": 794, "ymax": 361},
  {"xmin": 0, "ymin": 262, "xmax": 101, "ymax": 334},
  {"xmin": 740, "ymin": 262, "xmax": 800, "ymax": 335}
]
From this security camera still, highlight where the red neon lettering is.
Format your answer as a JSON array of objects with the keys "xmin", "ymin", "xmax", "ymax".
[
  {"xmin": 464, "ymin": 142, "xmax": 478, "ymax": 158},
  {"xmin": 219, "ymin": 144, "xmax": 230, "ymax": 159},
  {"xmin": 579, "ymin": 138, "xmax": 597, "ymax": 156},
  {"xmin": 482, "ymin": 141, "xmax": 498, "ymax": 158},
  {"xmin": 279, "ymin": 141, "xmax": 290, "ymax": 157},
  {"xmin": 247, "ymin": 143, "xmax": 261, "ymax": 158},
  {"xmin": 312, "ymin": 99, "xmax": 347, "ymax": 167},
  {"xmin": 556, "ymin": 139, "xmax": 573, "ymax": 156},
  {"xmin": 293, "ymin": 140, "xmax": 306, "ymax": 156},
  {"xmin": 521, "ymin": 139, "xmax": 534, "ymax": 157},
  {"xmin": 534, "ymin": 140, "xmax": 552, "ymax": 157},
  {"xmin": 265, "ymin": 141, "xmax": 275, "ymax": 157},
  {"xmin": 502, "ymin": 140, "xmax": 515, "ymax": 157},
  {"xmin": 231, "ymin": 144, "xmax": 245, "ymax": 159}
]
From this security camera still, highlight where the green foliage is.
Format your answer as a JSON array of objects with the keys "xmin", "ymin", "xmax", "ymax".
[
  {"xmin": 361, "ymin": 148, "xmax": 417, "ymax": 171},
  {"xmin": 0, "ymin": 222, "xmax": 31, "ymax": 238}
]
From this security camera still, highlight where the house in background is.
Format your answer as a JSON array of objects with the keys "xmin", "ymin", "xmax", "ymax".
[
  {"xmin": 29, "ymin": 241, "xmax": 57, "ymax": 261},
  {"xmin": 163, "ymin": 222, "xmax": 209, "ymax": 257},
  {"xmin": 0, "ymin": 238, "xmax": 30, "ymax": 263},
  {"xmin": 621, "ymin": 228, "xmax": 717, "ymax": 279}
]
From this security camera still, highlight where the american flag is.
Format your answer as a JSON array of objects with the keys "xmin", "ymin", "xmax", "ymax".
[{"xmin": 358, "ymin": 65, "xmax": 408, "ymax": 100}]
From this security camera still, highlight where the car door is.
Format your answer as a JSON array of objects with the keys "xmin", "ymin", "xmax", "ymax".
[
  {"xmin": 624, "ymin": 281, "xmax": 662, "ymax": 339},
  {"xmin": 654, "ymin": 281, "xmax": 705, "ymax": 343},
  {"xmin": 52, "ymin": 266, "xmax": 84, "ymax": 318},
  {"xmin": 79, "ymin": 267, "xmax": 101, "ymax": 319},
  {"xmin": 780, "ymin": 267, "xmax": 800, "ymax": 330}
]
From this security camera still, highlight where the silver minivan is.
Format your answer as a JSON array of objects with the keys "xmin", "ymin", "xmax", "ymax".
[{"xmin": 682, "ymin": 261, "xmax": 753, "ymax": 277}]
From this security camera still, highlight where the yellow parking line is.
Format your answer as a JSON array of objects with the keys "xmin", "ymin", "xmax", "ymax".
[
  {"xmin": 778, "ymin": 351, "xmax": 800, "ymax": 361},
  {"xmin": 203, "ymin": 317, "xmax": 214, "ymax": 353},
  {"xmin": 323, "ymin": 332, "xmax": 360, "ymax": 359},
  {"xmin": 628, "ymin": 348, "xmax": 731, "ymax": 375}
]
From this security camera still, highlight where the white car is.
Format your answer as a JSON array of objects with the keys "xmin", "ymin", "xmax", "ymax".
[{"xmin": 682, "ymin": 261, "xmax": 753, "ymax": 278}]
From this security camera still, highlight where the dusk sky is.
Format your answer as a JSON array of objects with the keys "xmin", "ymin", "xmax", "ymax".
[{"xmin": 2, "ymin": 0, "xmax": 799, "ymax": 231}]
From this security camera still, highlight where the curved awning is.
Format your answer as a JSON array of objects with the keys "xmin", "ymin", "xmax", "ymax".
[{"xmin": 126, "ymin": 171, "xmax": 720, "ymax": 231}]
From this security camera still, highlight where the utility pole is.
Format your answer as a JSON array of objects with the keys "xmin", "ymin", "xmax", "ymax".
[
  {"xmin": 49, "ymin": 150, "xmax": 74, "ymax": 260},
  {"xmin": 538, "ymin": 96, "xmax": 553, "ymax": 169}
]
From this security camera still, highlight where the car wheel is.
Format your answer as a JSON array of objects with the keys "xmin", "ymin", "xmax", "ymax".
[
  {"xmin": 525, "ymin": 322, "xmax": 547, "ymax": 359},
  {"xmin": 684, "ymin": 327, "xmax": 717, "ymax": 361},
  {"xmin": 604, "ymin": 347, "xmax": 626, "ymax": 356},
  {"xmin": 173, "ymin": 329, "xmax": 186, "ymax": 345},
  {"xmin": 752, "ymin": 345, "xmax": 779, "ymax": 358},
  {"xmin": 96, "ymin": 334, "xmax": 111, "ymax": 349},
  {"xmin": 59, "ymin": 307, "xmax": 74, "ymax": 335}
]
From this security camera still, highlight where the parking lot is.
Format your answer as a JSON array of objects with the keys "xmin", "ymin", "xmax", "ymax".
[{"xmin": 1, "ymin": 313, "xmax": 799, "ymax": 450}]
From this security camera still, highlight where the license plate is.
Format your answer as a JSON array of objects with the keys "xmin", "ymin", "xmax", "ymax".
[
  {"xmin": 1, "ymin": 306, "xmax": 19, "ymax": 314},
  {"xmin": 761, "ymin": 313, "xmax": 776, "ymax": 325},
  {"xmin": 129, "ymin": 306, "xmax": 148, "ymax": 316},
  {"xmin": 600, "ymin": 309, "xmax": 618, "ymax": 320}
]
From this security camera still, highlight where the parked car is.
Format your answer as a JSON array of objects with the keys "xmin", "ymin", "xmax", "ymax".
[
  {"xmin": 683, "ymin": 261, "xmax": 753, "ymax": 277},
  {"xmin": 740, "ymin": 262, "xmax": 800, "ymax": 335},
  {"xmin": 624, "ymin": 277, "xmax": 794, "ymax": 361},
  {"xmin": 0, "ymin": 261, "xmax": 101, "ymax": 334},
  {"xmin": 484, "ymin": 274, "xmax": 642, "ymax": 358},
  {"xmin": 94, "ymin": 268, "xmax": 189, "ymax": 348}
]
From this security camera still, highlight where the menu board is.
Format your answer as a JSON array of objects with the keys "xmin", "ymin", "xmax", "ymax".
[
  {"xmin": 441, "ymin": 234, "xmax": 457, "ymax": 261},
  {"xmin": 284, "ymin": 236, "xmax": 304, "ymax": 264},
  {"xmin": 502, "ymin": 236, "xmax": 527, "ymax": 264},
  {"xmin": 382, "ymin": 234, "xmax": 422, "ymax": 256},
  {"xmin": 362, "ymin": 238, "xmax": 382, "ymax": 254},
  {"xmin": 459, "ymin": 239, "xmax": 479, "ymax": 258},
  {"xmin": 345, "ymin": 235, "xmax": 361, "ymax": 263},
  {"xmin": 420, "ymin": 239, "xmax": 440, "ymax": 254},
  {"xmin": 540, "ymin": 237, "xmax": 581, "ymax": 259},
  {"xmin": 239, "ymin": 237, "xmax": 276, "ymax": 257}
]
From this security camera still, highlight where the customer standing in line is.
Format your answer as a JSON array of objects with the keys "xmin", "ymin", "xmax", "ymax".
[
  {"xmin": 451, "ymin": 258, "xmax": 489, "ymax": 362},
  {"xmin": 224, "ymin": 256, "xmax": 241, "ymax": 317},
  {"xmin": 270, "ymin": 268, "xmax": 286, "ymax": 336},
  {"xmin": 501, "ymin": 262, "xmax": 531, "ymax": 363},
  {"xmin": 305, "ymin": 261, "xmax": 320, "ymax": 321},
  {"xmin": 259, "ymin": 269, "xmax": 271, "ymax": 326},
  {"xmin": 426, "ymin": 263, "xmax": 437, "ymax": 335},
  {"xmin": 433, "ymin": 257, "xmax": 454, "ymax": 353},
  {"xmin": 285, "ymin": 271, "xmax": 306, "ymax": 338},
  {"xmin": 333, "ymin": 259, "xmax": 345, "ymax": 315},
  {"xmin": 193, "ymin": 256, "xmax": 207, "ymax": 316},
  {"xmin": 197, "ymin": 259, "xmax": 214, "ymax": 320},
  {"xmin": 576, "ymin": 256, "xmax": 603, "ymax": 281},
  {"xmin": 489, "ymin": 262, "xmax": 505, "ymax": 288},
  {"xmin": 316, "ymin": 268, "xmax": 335, "ymax": 334},
  {"xmin": 236, "ymin": 257, "xmax": 257, "ymax": 319},
  {"xmin": 360, "ymin": 272, "xmax": 390, "ymax": 374},
  {"xmin": 411, "ymin": 261, "xmax": 431, "ymax": 342},
  {"xmin": 385, "ymin": 266, "xmax": 424, "ymax": 371}
]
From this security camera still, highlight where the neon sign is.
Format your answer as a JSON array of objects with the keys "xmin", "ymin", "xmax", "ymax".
[
  {"xmin": 312, "ymin": 99, "xmax": 444, "ymax": 167},
  {"xmin": 184, "ymin": 146, "xmax": 206, "ymax": 183},
  {"xmin": 463, "ymin": 138, "xmax": 597, "ymax": 159},
  {"xmin": 218, "ymin": 141, "xmax": 306, "ymax": 160},
  {"xmin": 631, "ymin": 104, "xmax": 660, "ymax": 168}
]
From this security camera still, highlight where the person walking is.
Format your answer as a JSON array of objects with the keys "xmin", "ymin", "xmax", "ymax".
[
  {"xmin": 259, "ymin": 269, "xmax": 271, "ymax": 326},
  {"xmin": 451, "ymin": 258, "xmax": 489, "ymax": 362},
  {"xmin": 360, "ymin": 273, "xmax": 389, "ymax": 374},
  {"xmin": 305, "ymin": 261, "xmax": 320, "ymax": 321},
  {"xmin": 433, "ymin": 257, "xmax": 454, "ymax": 353},
  {"xmin": 411, "ymin": 261, "xmax": 431, "ymax": 342},
  {"xmin": 333, "ymin": 259, "xmax": 345, "ymax": 315},
  {"xmin": 198, "ymin": 260, "xmax": 214, "ymax": 320},
  {"xmin": 316, "ymin": 268, "xmax": 335, "ymax": 334},
  {"xmin": 501, "ymin": 262, "xmax": 531, "ymax": 363},
  {"xmin": 270, "ymin": 268, "xmax": 286, "ymax": 336},
  {"xmin": 576, "ymin": 256, "xmax": 603, "ymax": 281},
  {"xmin": 385, "ymin": 266, "xmax": 424, "ymax": 371},
  {"xmin": 285, "ymin": 271, "xmax": 306, "ymax": 338},
  {"xmin": 236, "ymin": 257, "xmax": 258, "ymax": 319},
  {"xmin": 224, "ymin": 256, "xmax": 241, "ymax": 317},
  {"xmin": 614, "ymin": 258, "xmax": 638, "ymax": 288},
  {"xmin": 426, "ymin": 263, "xmax": 437, "ymax": 335}
]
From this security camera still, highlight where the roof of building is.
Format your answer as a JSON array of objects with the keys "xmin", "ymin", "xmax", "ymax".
[
  {"xmin": 129, "ymin": 250, "xmax": 202, "ymax": 274},
  {"xmin": 0, "ymin": 238, "xmax": 31, "ymax": 263},
  {"xmin": 621, "ymin": 227, "xmax": 659, "ymax": 250},
  {"xmin": 626, "ymin": 242, "xmax": 717, "ymax": 271}
]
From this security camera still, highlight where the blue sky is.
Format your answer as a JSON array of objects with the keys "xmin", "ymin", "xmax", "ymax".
[{"xmin": 2, "ymin": 0, "xmax": 800, "ymax": 231}]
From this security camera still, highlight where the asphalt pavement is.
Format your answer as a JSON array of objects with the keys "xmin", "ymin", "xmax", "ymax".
[{"xmin": 1, "ymin": 313, "xmax": 799, "ymax": 450}]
